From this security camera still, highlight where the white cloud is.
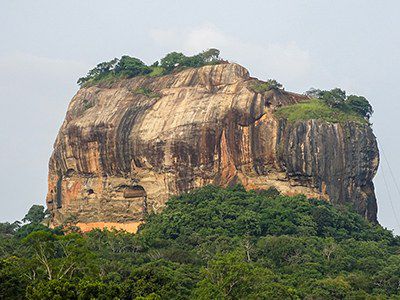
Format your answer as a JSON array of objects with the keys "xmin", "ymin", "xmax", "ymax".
[
  {"xmin": 182, "ymin": 23, "xmax": 230, "ymax": 53},
  {"xmin": 148, "ymin": 23, "xmax": 313, "ymax": 91}
]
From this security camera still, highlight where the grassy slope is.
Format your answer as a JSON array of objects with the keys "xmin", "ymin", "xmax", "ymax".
[{"xmin": 275, "ymin": 98, "xmax": 367, "ymax": 125}]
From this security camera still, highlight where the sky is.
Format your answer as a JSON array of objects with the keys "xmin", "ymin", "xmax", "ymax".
[{"xmin": 1, "ymin": 0, "xmax": 400, "ymax": 233}]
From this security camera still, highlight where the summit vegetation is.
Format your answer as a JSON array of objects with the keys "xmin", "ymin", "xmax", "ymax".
[
  {"xmin": 77, "ymin": 49, "xmax": 222, "ymax": 87},
  {"xmin": 1, "ymin": 186, "xmax": 399, "ymax": 299},
  {"xmin": 276, "ymin": 88, "xmax": 373, "ymax": 125}
]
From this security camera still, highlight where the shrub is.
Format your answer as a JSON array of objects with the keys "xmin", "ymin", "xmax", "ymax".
[
  {"xmin": 251, "ymin": 79, "xmax": 283, "ymax": 93},
  {"xmin": 135, "ymin": 87, "xmax": 160, "ymax": 98},
  {"xmin": 148, "ymin": 66, "xmax": 165, "ymax": 77}
]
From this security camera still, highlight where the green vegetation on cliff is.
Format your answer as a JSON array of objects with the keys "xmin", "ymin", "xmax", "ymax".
[
  {"xmin": 275, "ymin": 98, "xmax": 368, "ymax": 125},
  {"xmin": 250, "ymin": 79, "xmax": 284, "ymax": 93},
  {"xmin": 1, "ymin": 186, "xmax": 399, "ymax": 299},
  {"xmin": 276, "ymin": 88, "xmax": 373, "ymax": 125},
  {"xmin": 77, "ymin": 49, "xmax": 222, "ymax": 87}
]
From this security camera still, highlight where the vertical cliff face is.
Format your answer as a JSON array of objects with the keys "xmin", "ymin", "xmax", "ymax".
[
  {"xmin": 46, "ymin": 63, "xmax": 379, "ymax": 231},
  {"xmin": 276, "ymin": 120, "xmax": 379, "ymax": 221}
]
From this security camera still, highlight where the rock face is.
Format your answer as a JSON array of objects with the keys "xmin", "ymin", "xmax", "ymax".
[{"xmin": 46, "ymin": 63, "xmax": 379, "ymax": 231}]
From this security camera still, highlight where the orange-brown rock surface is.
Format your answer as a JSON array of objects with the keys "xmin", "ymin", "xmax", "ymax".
[{"xmin": 46, "ymin": 63, "xmax": 379, "ymax": 231}]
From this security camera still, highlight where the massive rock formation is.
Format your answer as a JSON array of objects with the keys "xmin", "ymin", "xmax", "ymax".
[{"xmin": 46, "ymin": 63, "xmax": 379, "ymax": 231}]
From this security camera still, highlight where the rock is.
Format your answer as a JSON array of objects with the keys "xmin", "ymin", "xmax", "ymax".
[{"xmin": 46, "ymin": 63, "xmax": 379, "ymax": 232}]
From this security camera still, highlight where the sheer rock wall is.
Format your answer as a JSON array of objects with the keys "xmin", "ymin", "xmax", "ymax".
[{"xmin": 46, "ymin": 63, "xmax": 379, "ymax": 231}]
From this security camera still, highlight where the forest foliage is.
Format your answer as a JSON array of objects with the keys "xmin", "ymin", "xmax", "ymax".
[
  {"xmin": 1, "ymin": 185, "xmax": 399, "ymax": 299},
  {"xmin": 77, "ymin": 49, "xmax": 222, "ymax": 87}
]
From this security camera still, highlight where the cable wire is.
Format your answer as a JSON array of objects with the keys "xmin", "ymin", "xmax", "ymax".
[
  {"xmin": 380, "ymin": 143, "xmax": 400, "ymax": 199},
  {"xmin": 377, "ymin": 140, "xmax": 400, "ymax": 230}
]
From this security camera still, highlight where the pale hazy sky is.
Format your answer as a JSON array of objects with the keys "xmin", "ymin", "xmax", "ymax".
[{"xmin": 1, "ymin": 1, "xmax": 400, "ymax": 233}]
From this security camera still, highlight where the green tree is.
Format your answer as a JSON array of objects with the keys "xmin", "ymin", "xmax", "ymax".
[
  {"xmin": 201, "ymin": 48, "xmax": 220, "ymax": 62},
  {"xmin": 304, "ymin": 87, "xmax": 374, "ymax": 120},
  {"xmin": 77, "ymin": 58, "xmax": 118, "ymax": 85},
  {"xmin": 182, "ymin": 54, "xmax": 205, "ymax": 68},
  {"xmin": 346, "ymin": 95, "xmax": 373, "ymax": 119},
  {"xmin": 26, "ymin": 279, "xmax": 78, "ymax": 300},
  {"xmin": 252, "ymin": 79, "xmax": 283, "ymax": 93},
  {"xmin": 76, "ymin": 280, "xmax": 122, "ymax": 300},
  {"xmin": 0, "ymin": 221, "xmax": 20, "ymax": 237},
  {"xmin": 78, "ymin": 49, "xmax": 223, "ymax": 86},
  {"xmin": 0, "ymin": 257, "xmax": 28, "ymax": 299},
  {"xmin": 22, "ymin": 231, "xmax": 95, "ymax": 282},
  {"xmin": 22, "ymin": 205, "xmax": 49, "ymax": 224},
  {"xmin": 160, "ymin": 52, "xmax": 187, "ymax": 71},
  {"xmin": 123, "ymin": 260, "xmax": 194, "ymax": 299},
  {"xmin": 305, "ymin": 88, "xmax": 322, "ymax": 98},
  {"xmin": 266, "ymin": 79, "xmax": 283, "ymax": 90},
  {"xmin": 307, "ymin": 276, "xmax": 352, "ymax": 299},
  {"xmin": 372, "ymin": 255, "xmax": 400, "ymax": 296},
  {"xmin": 1, "ymin": 185, "xmax": 399, "ymax": 299},
  {"xmin": 114, "ymin": 56, "xmax": 151, "ymax": 77},
  {"xmin": 194, "ymin": 251, "xmax": 297, "ymax": 299},
  {"xmin": 319, "ymin": 88, "xmax": 347, "ymax": 108}
]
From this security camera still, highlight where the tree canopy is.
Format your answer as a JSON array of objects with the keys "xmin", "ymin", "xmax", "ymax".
[
  {"xmin": 22, "ymin": 205, "xmax": 49, "ymax": 224},
  {"xmin": 77, "ymin": 49, "xmax": 222, "ymax": 87},
  {"xmin": 1, "ymin": 186, "xmax": 398, "ymax": 299}
]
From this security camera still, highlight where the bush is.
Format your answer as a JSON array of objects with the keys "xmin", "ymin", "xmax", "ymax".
[
  {"xmin": 135, "ymin": 87, "xmax": 160, "ymax": 98},
  {"xmin": 251, "ymin": 79, "xmax": 283, "ymax": 93}
]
